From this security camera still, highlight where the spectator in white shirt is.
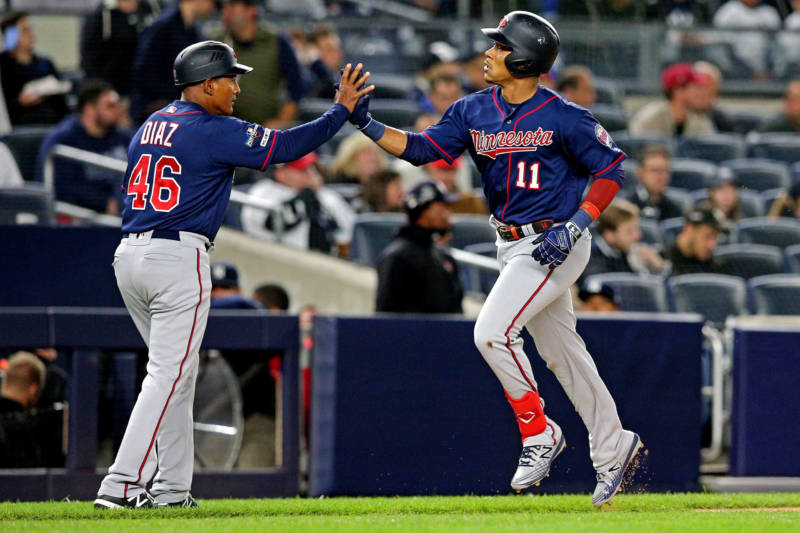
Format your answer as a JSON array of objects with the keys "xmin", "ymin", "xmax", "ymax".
[{"xmin": 713, "ymin": 0, "xmax": 781, "ymax": 79}]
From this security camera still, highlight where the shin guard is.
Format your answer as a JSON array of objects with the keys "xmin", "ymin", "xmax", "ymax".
[{"xmin": 505, "ymin": 390, "xmax": 546, "ymax": 441}]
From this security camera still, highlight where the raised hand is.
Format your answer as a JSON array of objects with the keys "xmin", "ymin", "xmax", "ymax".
[{"xmin": 334, "ymin": 63, "xmax": 374, "ymax": 113}]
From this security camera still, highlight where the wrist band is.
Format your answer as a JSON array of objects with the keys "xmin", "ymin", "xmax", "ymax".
[{"xmin": 359, "ymin": 115, "xmax": 386, "ymax": 142}]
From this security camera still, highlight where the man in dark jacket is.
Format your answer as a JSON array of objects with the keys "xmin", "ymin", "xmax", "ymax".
[
  {"xmin": 666, "ymin": 207, "xmax": 726, "ymax": 275},
  {"xmin": 375, "ymin": 181, "xmax": 463, "ymax": 314}
]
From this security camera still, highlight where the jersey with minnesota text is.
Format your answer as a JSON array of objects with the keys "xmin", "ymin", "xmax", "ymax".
[
  {"xmin": 405, "ymin": 85, "xmax": 626, "ymax": 225},
  {"xmin": 120, "ymin": 100, "xmax": 349, "ymax": 240}
]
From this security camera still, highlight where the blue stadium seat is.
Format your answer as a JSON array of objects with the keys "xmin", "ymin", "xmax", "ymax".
[
  {"xmin": 461, "ymin": 242, "xmax": 498, "ymax": 295},
  {"xmin": 1, "ymin": 126, "xmax": 53, "ymax": 182},
  {"xmin": 660, "ymin": 217, "xmax": 685, "ymax": 249},
  {"xmin": 591, "ymin": 104, "xmax": 628, "ymax": 133},
  {"xmin": 733, "ymin": 217, "xmax": 800, "ymax": 248},
  {"xmin": 785, "ymin": 244, "xmax": 800, "ymax": 273},
  {"xmin": 689, "ymin": 188, "xmax": 764, "ymax": 218},
  {"xmin": 450, "ymin": 215, "xmax": 495, "ymax": 250},
  {"xmin": 668, "ymin": 273, "xmax": 747, "ymax": 325},
  {"xmin": 720, "ymin": 158, "xmax": 791, "ymax": 191},
  {"xmin": 611, "ymin": 132, "xmax": 674, "ymax": 161},
  {"xmin": 0, "ymin": 185, "xmax": 54, "ymax": 225},
  {"xmin": 669, "ymin": 158, "xmax": 719, "ymax": 191},
  {"xmin": 638, "ymin": 217, "xmax": 663, "ymax": 249},
  {"xmin": 748, "ymin": 274, "xmax": 800, "ymax": 315},
  {"xmin": 582, "ymin": 273, "xmax": 668, "ymax": 312},
  {"xmin": 791, "ymin": 162, "xmax": 800, "ymax": 183},
  {"xmin": 350, "ymin": 213, "xmax": 405, "ymax": 266},
  {"xmin": 746, "ymin": 133, "xmax": 800, "ymax": 165},
  {"xmin": 675, "ymin": 134, "xmax": 746, "ymax": 163},
  {"xmin": 712, "ymin": 244, "xmax": 785, "ymax": 280},
  {"xmin": 729, "ymin": 111, "xmax": 765, "ymax": 135}
]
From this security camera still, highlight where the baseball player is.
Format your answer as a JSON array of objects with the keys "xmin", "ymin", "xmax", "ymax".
[
  {"xmin": 94, "ymin": 41, "xmax": 373, "ymax": 509},
  {"xmin": 350, "ymin": 11, "xmax": 641, "ymax": 507}
]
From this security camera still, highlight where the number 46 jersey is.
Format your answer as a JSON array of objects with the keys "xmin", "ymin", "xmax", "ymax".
[
  {"xmin": 409, "ymin": 85, "xmax": 626, "ymax": 225},
  {"xmin": 120, "ymin": 100, "xmax": 280, "ymax": 240}
]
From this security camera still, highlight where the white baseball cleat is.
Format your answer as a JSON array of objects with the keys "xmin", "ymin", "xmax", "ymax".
[
  {"xmin": 592, "ymin": 430, "xmax": 643, "ymax": 508},
  {"xmin": 510, "ymin": 418, "xmax": 566, "ymax": 492}
]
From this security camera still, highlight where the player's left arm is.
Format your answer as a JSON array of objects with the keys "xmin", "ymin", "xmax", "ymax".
[{"xmin": 533, "ymin": 111, "xmax": 627, "ymax": 269}]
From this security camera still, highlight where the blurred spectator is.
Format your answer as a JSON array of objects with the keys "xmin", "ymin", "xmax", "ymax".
[
  {"xmin": 375, "ymin": 181, "xmax": 463, "ymax": 314},
  {"xmin": 0, "ymin": 351, "xmax": 44, "ymax": 413},
  {"xmin": 329, "ymin": 132, "xmax": 389, "ymax": 185},
  {"xmin": 578, "ymin": 281, "xmax": 620, "ymax": 312},
  {"xmin": 691, "ymin": 61, "xmax": 736, "ymax": 132},
  {"xmin": 713, "ymin": 0, "xmax": 780, "ymax": 79},
  {"xmin": 252, "ymin": 283, "xmax": 290, "ymax": 311},
  {"xmin": 241, "ymin": 153, "xmax": 355, "ymax": 256},
  {"xmin": 629, "ymin": 63, "xmax": 715, "ymax": 138},
  {"xmin": 696, "ymin": 171, "xmax": 742, "ymax": 223},
  {"xmin": 423, "ymin": 73, "xmax": 463, "ymax": 117},
  {"xmin": 583, "ymin": 198, "xmax": 664, "ymax": 279},
  {"xmin": 624, "ymin": 145, "xmax": 685, "ymax": 220},
  {"xmin": 36, "ymin": 80, "xmax": 131, "ymax": 214},
  {"xmin": 362, "ymin": 169, "xmax": 404, "ymax": 213},
  {"xmin": 777, "ymin": 0, "xmax": 800, "ymax": 75},
  {"xmin": 304, "ymin": 25, "xmax": 344, "ymax": 99},
  {"xmin": 129, "ymin": 0, "xmax": 215, "ymax": 123},
  {"xmin": 460, "ymin": 50, "xmax": 491, "ymax": 94},
  {"xmin": 424, "ymin": 157, "xmax": 487, "ymax": 214},
  {"xmin": 757, "ymin": 79, "xmax": 800, "ymax": 133},
  {"xmin": 651, "ymin": 0, "xmax": 713, "ymax": 27},
  {"xmin": 767, "ymin": 181, "xmax": 800, "ymax": 218},
  {"xmin": 80, "ymin": 0, "xmax": 157, "ymax": 98},
  {"xmin": 210, "ymin": 262, "xmax": 261, "ymax": 309},
  {"xmin": 557, "ymin": 65, "xmax": 596, "ymax": 109},
  {"xmin": 0, "ymin": 11, "xmax": 68, "ymax": 126},
  {"xmin": 0, "ymin": 142, "xmax": 23, "ymax": 187},
  {"xmin": 666, "ymin": 207, "xmax": 726, "ymax": 275},
  {"xmin": 213, "ymin": 0, "xmax": 306, "ymax": 128}
]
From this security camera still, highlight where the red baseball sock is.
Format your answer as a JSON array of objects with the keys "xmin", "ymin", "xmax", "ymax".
[{"xmin": 505, "ymin": 390, "xmax": 546, "ymax": 441}]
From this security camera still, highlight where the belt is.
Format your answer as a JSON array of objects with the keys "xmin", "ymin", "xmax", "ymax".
[
  {"xmin": 496, "ymin": 219, "xmax": 554, "ymax": 242},
  {"xmin": 126, "ymin": 229, "xmax": 212, "ymax": 251}
]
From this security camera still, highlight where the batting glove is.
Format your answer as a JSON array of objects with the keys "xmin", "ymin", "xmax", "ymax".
[
  {"xmin": 531, "ymin": 209, "xmax": 593, "ymax": 269},
  {"xmin": 348, "ymin": 94, "xmax": 371, "ymax": 129}
]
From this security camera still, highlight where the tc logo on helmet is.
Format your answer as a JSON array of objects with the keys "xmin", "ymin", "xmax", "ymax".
[{"xmin": 499, "ymin": 17, "xmax": 508, "ymax": 28}]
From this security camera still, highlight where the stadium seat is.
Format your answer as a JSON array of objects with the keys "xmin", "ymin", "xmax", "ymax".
[
  {"xmin": 638, "ymin": 217, "xmax": 663, "ymax": 249},
  {"xmin": 366, "ymin": 74, "xmax": 416, "ymax": 100},
  {"xmin": 591, "ymin": 104, "xmax": 628, "ymax": 133},
  {"xmin": 461, "ymin": 242, "xmax": 498, "ymax": 295},
  {"xmin": 621, "ymin": 158, "xmax": 638, "ymax": 192},
  {"xmin": 350, "ymin": 212, "xmax": 405, "ymax": 266},
  {"xmin": 729, "ymin": 111, "xmax": 765, "ymax": 135},
  {"xmin": 785, "ymin": 244, "xmax": 800, "ymax": 273},
  {"xmin": 760, "ymin": 188, "xmax": 786, "ymax": 215},
  {"xmin": 582, "ymin": 273, "xmax": 668, "ymax": 312},
  {"xmin": 660, "ymin": 217, "xmax": 685, "ymax": 249},
  {"xmin": 669, "ymin": 158, "xmax": 719, "ymax": 191},
  {"xmin": 733, "ymin": 217, "xmax": 800, "ymax": 247},
  {"xmin": 790, "ymin": 161, "xmax": 800, "ymax": 183},
  {"xmin": 712, "ymin": 244, "xmax": 785, "ymax": 279},
  {"xmin": 611, "ymin": 132, "xmax": 674, "ymax": 161},
  {"xmin": 675, "ymin": 134, "xmax": 746, "ymax": 163},
  {"xmin": 689, "ymin": 188, "xmax": 764, "ymax": 218},
  {"xmin": 746, "ymin": 133, "xmax": 800, "ymax": 164},
  {"xmin": 450, "ymin": 215, "xmax": 496, "ymax": 250},
  {"xmin": 668, "ymin": 273, "xmax": 747, "ymax": 325},
  {"xmin": 748, "ymin": 274, "xmax": 800, "ymax": 315},
  {"xmin": 720, "ymin": 158, "xmax": 791, "ymax": 191},
  {"xmin": 665, "ymin": 187, "xmax": 693, "ymax": 214},
  {"xmin": 366, "ymin": 99, "xmax": 422, "ymax": 129},
  {"xmin": 0, "ymin": 185, "xmax": 54, "ymax": 225},
  {"xmin": 1, "ymin": 125, "xmax": 53, "ymax": 182}
]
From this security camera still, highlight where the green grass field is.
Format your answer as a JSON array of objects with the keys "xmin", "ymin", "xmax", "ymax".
[{"xmin": 2, "ymin": 493, "xmax": 799, "ymax": 533}]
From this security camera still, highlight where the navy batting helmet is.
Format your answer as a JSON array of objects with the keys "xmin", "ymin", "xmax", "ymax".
[
  {"xmin": 481, "ymin": 11, "xmax": 560, "ymax": 78},
  {"xmin": 173, "ymin": 40, "xmax": 253, "ymax": 87}
]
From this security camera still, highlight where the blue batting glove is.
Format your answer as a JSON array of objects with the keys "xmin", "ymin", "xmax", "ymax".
[
  {"xmin": 531, "ymin": 210, "xmax": 592, "ymax": 269},
  {"xmin": 349, "ymin": 94, "xmax": 371, "ymax": 129}
]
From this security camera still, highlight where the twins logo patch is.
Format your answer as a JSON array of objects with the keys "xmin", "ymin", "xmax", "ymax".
[
  {"xmin": 165, "ymin": 105, "xmax": 178, "ymax": 114},
  {"xmin": 594, "ymin": 124, "xmax": 615, "ymax": 149}
]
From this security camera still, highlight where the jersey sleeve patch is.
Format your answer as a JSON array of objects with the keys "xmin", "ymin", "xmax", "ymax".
[{"xmin": 594, "ymin": 124, "xmax": 618, "ymax": 151}]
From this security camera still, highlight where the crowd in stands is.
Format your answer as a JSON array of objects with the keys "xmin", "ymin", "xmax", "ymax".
[{"xmin": 1, "ymin": 1, "xmax": 800, "ymax": 321}]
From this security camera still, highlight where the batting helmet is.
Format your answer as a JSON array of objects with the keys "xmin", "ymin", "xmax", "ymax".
[
  {"xmin": 481, "ymin": 11, "xmax": 560, "ymax": 78},
  {"xmin": 173, "ymin": 40, "xmax": 253, "ymax": 87}
]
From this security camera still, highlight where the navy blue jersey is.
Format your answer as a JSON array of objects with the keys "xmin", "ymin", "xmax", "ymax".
[
  {"xmin": 121, "ymin": 100, "xmax": 348, "ymax": 240},
  {"xmin": 403, "ymin": 85, "xmax": 626, "ymax": 225}
]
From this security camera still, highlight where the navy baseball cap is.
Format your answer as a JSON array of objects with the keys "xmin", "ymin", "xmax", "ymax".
[
  {"xmin": 403, "ymin": 181, "xmax": 458, "ymax": 223},
  {"xmin": 578, "ymin": 280, "xmax": 619, "ymax": 305},
  {"xmin": 684, "ymin": 207, "xmax": 724, "ymax": 231},
  {"xmin": 211, "ymin": 262, "xmax": 240, "ymax": 288}
]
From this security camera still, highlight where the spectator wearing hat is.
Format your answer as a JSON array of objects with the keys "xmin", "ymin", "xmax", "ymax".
[
  {"xmin": 375, "ymin": 181, "xmax": 463, "ymax": 314},
  {"xmin": 629, "ymin": 63, "xmax": 715, "ymax": 138},
  {"xmin": 623, "ymin": 144, "xmax": 685, "ymax": 221},
  {"xmin": 241, "ymin": 153, "xmax": 355, "ymax": 256},
  {"xmin": 329, "ymin": 131, "xmax": 389, "ymax": 186},
  {"xmin": 210, "ymin": 262, "xmax": 261, "ymax": 309},
  {"xmin": 424, "ymin": 156, "xmax": 487, "ymax": 215},
  {"xmin": 666, "ymin": 207, "xmax": 727, "ymax": 275},
  {"xmin": 0, "ymin": 11, "xmax": 69, "ymax": 126},
  {"xmin": 695, "ymin": 169, "xmax": 742, "ymax": 223},
  {"xmin": 578, "ymin": 281, "xmax": 620, "ymax": 313}
]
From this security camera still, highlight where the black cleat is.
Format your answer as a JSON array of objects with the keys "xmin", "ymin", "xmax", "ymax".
[{"xmin": 94, "ymin": 492, "xmax": 155, "ymax": 509}]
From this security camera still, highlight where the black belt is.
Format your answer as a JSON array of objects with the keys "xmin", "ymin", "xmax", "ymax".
[
  {"xmin": 126, "ymin": 229, "xmax": 212, "ymax": 251},
  {"xmin": 496, "ymin": 219, "xmax": 555, "ymax": 241}
]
